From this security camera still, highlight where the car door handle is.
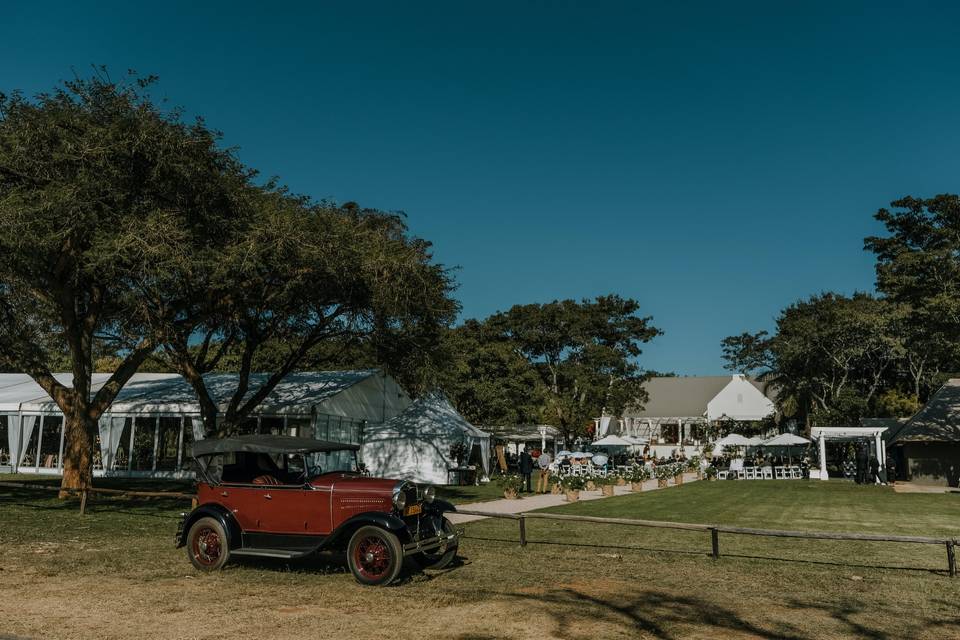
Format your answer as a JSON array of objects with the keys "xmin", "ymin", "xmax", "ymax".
[
  {"xmin": 264, "ymin": 494, "xmax": 272, "ymax": 500},
  {"xmin": 221, "ymin": 491, "xmax": 229, "ymax": 497}
]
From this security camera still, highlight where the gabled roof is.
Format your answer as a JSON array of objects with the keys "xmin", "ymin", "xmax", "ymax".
[
  {"xmin": 861, "ymin": 417, "xmax": 910, "ymax": 443},
  {"xmin": 891, "ymin": 379, "xmax": 960, "ymax": 444},
  {"xmin": 376, "ymin": 392, "xmax": 488, "ymax": 438},
  {"xmin": 625, "ymin": 375, "xmax": 772, "ymax": 419}
]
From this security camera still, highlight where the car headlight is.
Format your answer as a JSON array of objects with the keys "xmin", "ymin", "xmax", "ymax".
[
  {"xmin": 423, "ymin": 486, "xmax": 436, "ymax": 503},
  {"xmin": 392, "ymin": 488, "xmax": 407, "ymax": 511}
]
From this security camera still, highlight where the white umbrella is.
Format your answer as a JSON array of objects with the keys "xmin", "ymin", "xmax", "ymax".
[
  {"xmin": 557, "ymin": 450, "xmax": 572, "ymax": 457},
  {"xmin": 591, "ymin": 454, "xmax": 609, "ymax": 466},
  {"xmin": 714, "ymin": 433, "xmax": 753, "ymax": 447},
  {"xmin": 591, "ymin": 434, "xmax": 634, "ymax": 447},
  {"xmin": 763, "ymin": 433, "xmax": 811, "ymax": 446},
  {"xmin": 570, "ymin": 451, "xmax": 587, "ymax": 458}
]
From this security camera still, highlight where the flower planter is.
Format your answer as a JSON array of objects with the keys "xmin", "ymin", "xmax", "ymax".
[
  {"xmin": 631, "ymin": 481, "xmax": 644, "ymax": 492},
  {"xmin": 601, "ymin": 485, "xmax": 615, "ymax": 496},
  {"xmin": 675, "ymin": 474, "xmax": 684, "ymax": 486},
  {"xmin": 551, "ymin": 483, "xmax": 563, "ymax": 495},
  {"xmin": 564, "ymin": 489, "xmax": 580, "ymax": 502},
  {"xmin": 657, "ymin": 478, "xmax": 668, "ymax": 488},
  {"xmin": 586, "ymin": 480, "xmax": 597, "ymax": 491},
  {"xmin": 503, "ymin": 489, "xmax": 519, "ymax": 500},
  {"xmin": 616, "ymin": 477, "xmax": 627, "ymax": 486}
]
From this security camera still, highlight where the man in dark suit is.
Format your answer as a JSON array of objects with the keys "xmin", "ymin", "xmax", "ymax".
[{"xmin": 519, "ymin": 449, "xmax": 534, "ymax": 493}]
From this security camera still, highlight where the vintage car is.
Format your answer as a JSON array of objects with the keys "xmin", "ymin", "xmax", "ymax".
[{"xmin": 175, "ymin": 434, "xmax": 459, "ymax": 585}]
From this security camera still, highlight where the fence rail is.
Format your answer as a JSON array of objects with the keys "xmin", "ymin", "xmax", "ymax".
[
  {"xmin": 455, "ymin": 508, "xmax": 958, "ymax": 577},
  {"xmin": 0, "ymin": 481, "xmax": 196, "ymax": 514}
]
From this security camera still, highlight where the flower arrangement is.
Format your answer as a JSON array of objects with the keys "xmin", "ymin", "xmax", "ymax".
[
  {"xmin": 559, "ymin": 475, "xmax": 586, "ymax": 491},
  {"xmin": 654, "ymin": 463, "xmax": 673, "ymax": 487},
  {"xmin": 494, "ymin": 474, "xmax": 523, "ymax": 498},
  {"xmin": 449, "ymin": 441, "xmax": 469, "ymax": 466},
  {"xmin": 686, "ymin": 455, "xmax": 701, "ymax": 472},
  {"xmin": 705, "ymin": 465, "xmax": 719, "ymax": 480},
  {"xmin": 625, "ymin": 465, "xmax": 651, "ymax": 483},
  {"xmin": 595, "ymin": 473, "xmax": 618, "ymax": 496},
  {"xmin": 671, "ymin": 462, "xmax": 685, "ymax": 485}
]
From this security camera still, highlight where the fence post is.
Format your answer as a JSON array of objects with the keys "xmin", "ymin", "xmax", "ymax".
[
  {"xmin": 519, "ymin": 515, "xmax": 527, "ymax": 547},
  {"xmin": 79, "ymin": 490, "xmax": 87, "ymax": 516},
  {"xmin": 947, "ymin": 540, "xmax": 956, "ymax": 578},
  {"xmin": 710, "ymin": 527, "xmax": 719, "ymax": 559}
]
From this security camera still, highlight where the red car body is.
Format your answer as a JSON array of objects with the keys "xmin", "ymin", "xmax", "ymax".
[{"xmin": 176, "ymin": 435, "xmax": 459, "ymax": 585}]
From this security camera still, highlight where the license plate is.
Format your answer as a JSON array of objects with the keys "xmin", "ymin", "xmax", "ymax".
[{"xmin": 404, "ymin": 504, "xmax": 422, "ymax": 516}]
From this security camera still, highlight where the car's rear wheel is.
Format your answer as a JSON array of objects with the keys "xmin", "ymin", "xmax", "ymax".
[
  {"xmin": 416, "ymin": 517, "xmax": 458, "ymax": 570},
  {"xmin": 186, "ymin": 517, "xmax": 230, "ymax": 571},
  {"xmin": 347, "ymin": 526, "xmax": 403, "ymax": 586}
]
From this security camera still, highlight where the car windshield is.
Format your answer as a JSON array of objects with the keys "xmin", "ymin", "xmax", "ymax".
[{"xmin": 307, "ymin": 449, "xmax": 359, "ymax": 476}]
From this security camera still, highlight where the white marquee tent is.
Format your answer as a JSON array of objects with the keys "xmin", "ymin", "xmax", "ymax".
[
  {"xmin": 0, "ymin": 370, "xmax": 419, "ymax": 479},
  {"xmin": 361, "ymin": 393, "xmax": 491, "ymax": 485}
]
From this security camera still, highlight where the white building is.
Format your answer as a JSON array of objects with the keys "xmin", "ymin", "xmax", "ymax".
[{"xmin": 602, "ymin": 374, "xmax": 776, "ymax": 456}]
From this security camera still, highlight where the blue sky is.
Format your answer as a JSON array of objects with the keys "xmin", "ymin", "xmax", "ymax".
[{"xmin": 3, "ymin": 2, "xmax": 959, "ymax": 374}]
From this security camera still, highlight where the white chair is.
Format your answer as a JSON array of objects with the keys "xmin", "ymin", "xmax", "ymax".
[
  {"xmin": 761, "ymin": 466, "xmax": 773, "ymax": 480},
  {"xmin": 730, "ymin": 459, "xmax": 745, "ymax": 479},
  {"xmin": 790, "ymin": 467, "xmax": 802, "ymax": 479},
  {"xmin": 717, "ymin": 470, "xmax": 729, "ymax": 480}
]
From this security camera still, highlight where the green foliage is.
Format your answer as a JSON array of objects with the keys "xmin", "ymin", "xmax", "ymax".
[
  {"xmin": 874, "ymin": 389, "xmax": 920, "ymax": 418},
  {"xmin": 493, "ymin": 474, "xmax": 524, "ymax": 492},
  {"xmin": 558, "ymin": 474, "xmax": 586, "ymax": 491},
  {"xmin": 447, "ymin": 295, "xmax": 659, "ymax": 439},
  {"xmin": 624, "ymin": 464, "xmax": 651, "ymax": 482}
]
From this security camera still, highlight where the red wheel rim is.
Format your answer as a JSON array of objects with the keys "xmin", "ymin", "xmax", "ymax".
[
  {"xmin": 192, "ymin": 527, "xmax": 222, "ymax": 566},
  {"xmin": 354, "ymin": 535, "xmax": 392, "ymax": 579}
]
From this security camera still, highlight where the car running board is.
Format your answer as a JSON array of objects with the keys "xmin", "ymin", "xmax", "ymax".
[{"xmin": 231, "ymin": 547, "xmax": 315, "ymax": 559}]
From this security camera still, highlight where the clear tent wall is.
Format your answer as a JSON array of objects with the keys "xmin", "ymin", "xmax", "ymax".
[{"xmin": 0, "ymin": 411, "xmax": 365, "ymax": 479}]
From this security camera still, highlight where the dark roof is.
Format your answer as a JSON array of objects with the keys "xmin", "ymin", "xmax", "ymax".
[
  {"xmin": 624, "ymin": 376, "xmax": 772, "ymax": 418},
  {"xmin": 892, "ymin": 380, "xmax": 960, "ymax": 444},
  {"xmin": 189, "ymin": 434, "xmax": 360, "ymax": 457},
  {"xmin": 860, "ymin": 417, "xmax": 910, "ymax": 442}
]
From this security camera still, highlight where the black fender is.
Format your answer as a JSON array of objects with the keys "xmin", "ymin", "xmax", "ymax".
[
  {"xmin": 424, "ymin": 499, "xmax": 456, "ymax": 516},
  {"xmin": 176, "ymin": 503, "xmax": 242, "ymax": 550},
  {"xmin": 319, "ymin": 511, "xmax": 410, "ymax": 551}
]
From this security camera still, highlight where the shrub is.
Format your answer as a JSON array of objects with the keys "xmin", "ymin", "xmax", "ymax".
[
  {"xmin": 493, "ymin": 474, "xmax": 523, "ymax": 493},
  {"xmin": 625, "ymin": 465, "xmax": 651, "ymax": 482},
  {"xmin": 559, "ymin": 475, "xmax": 586, "ymax": 491}
]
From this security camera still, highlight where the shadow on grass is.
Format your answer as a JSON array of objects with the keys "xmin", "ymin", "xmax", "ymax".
[
  {"xmin": 462, "ymin": 533, "xmax": 949, "ymax": 576},
  {"xmin": 465, "ymin": 586, "xmax": 959, "ymax": 640}
]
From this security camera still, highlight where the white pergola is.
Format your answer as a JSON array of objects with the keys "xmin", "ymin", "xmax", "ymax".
[{"xmin": 809, "ymin": 426, "xmax": 888, "ymax": 481}]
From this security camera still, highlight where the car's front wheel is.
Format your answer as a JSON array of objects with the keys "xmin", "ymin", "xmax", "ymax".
[
  {"xmin": 186, "ymin": 516, "xmax": 230, "ymax": 571},
  {"xmin": 347, "ymin": 526, "xmax": 403, "ymax": 586},
  {"xmin": 416, "ymin": 517, "xmax": 458, "ymax": 570}
]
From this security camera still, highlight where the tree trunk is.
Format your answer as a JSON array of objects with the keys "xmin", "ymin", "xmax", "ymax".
[{"xmin": 60, "ymin": 409, "xmax": 96, "ymax": 498}]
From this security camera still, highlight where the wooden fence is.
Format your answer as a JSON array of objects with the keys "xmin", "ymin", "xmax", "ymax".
[
  {"xmin": 0, "ymin": 481, "xmax": 196, "ymax": 514},
  {"xmin": 455, "ymin": 508, "xmax": 959, "ymax": 577}
]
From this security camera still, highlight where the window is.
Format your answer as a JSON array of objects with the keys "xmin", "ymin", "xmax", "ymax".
[
  {"xmin": 287, "ymin": 417, "xmax": 311, "ymax": 438},
  {"xmin": 114, "ymin": 418, "xmax": 133, "ymax": 470},
  {"xmin": 155, "ymin": 417, "xmax": 181, "ymax": 471},
  {"xmin": 131, "ymin": 417, "xmax": 156, "ymax": 471},
  {"xmin": 0, "ymin": 416, "xmax": 9, "ymax": 467},
  {"xmin": 259, "ymin": 417, "xmax": 284, "ymax": 435},
  {"xmin": 38, "ymin": 416, "xmax": 63, "ymax": 469}
]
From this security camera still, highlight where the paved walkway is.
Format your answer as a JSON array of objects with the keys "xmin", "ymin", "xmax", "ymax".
[{"xmin": 448, "ymin": 472, "xmax": 698, "ymax": 524}]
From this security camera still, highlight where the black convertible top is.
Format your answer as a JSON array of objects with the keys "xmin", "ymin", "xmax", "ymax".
[{"xmin": 189, "ymin": 434, "xmax": 360, "ymax": 457}]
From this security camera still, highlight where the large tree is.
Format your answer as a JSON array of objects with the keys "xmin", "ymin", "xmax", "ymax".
[
  {"xmin": 865, "ymin": 194, "xmax": 960, "ymax": 397},
  {"xmin": 481, "ymin": 295, "xmax": 660, "ymax": 442},
  {"xmin": 0, "ymin": 73, "xmax": 246, "ymax": 491},
  {"xmin": 154, "ymin": 196, "xmax": 458, "ymax": 435}
]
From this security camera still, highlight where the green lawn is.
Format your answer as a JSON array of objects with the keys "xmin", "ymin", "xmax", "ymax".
[
  {"xmin": 435, "ymin": 481, "xmax": 505, "ymax": 504},
  {"xmin": 1, "ymin": 478, "xmax": 959, "ymax": 639}
]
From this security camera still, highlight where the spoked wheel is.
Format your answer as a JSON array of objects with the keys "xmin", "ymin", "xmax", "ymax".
[
  {"xmin": 415, "ymin": 517, "xmax": 458, "ymax": 570},
  {"xmin": 347, "ymin": 526, "xmax": 403, "ymax": 586},
  {"xmin": 187, "ymin": 516, "xmax": 230, "ymax": 571}
]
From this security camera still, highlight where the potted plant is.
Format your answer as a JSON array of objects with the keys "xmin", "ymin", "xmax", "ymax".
[
  {"xmin": 597, "ymin": 474, "xmax": 617, "ymax": 496},
  {"xmin": 672, "ymin": 462, "xmax": 685, "ymax": 486},
  {"xmin": 687, "ymin": 455, "xmax": 702, "ymax": 480},
  {"xmin": 494, "ymin": 474, "xmax": 523, "ymax": 499},
  {"xmin": 626, "ymin": 465, "xmax": 650, "ymax": 491},
  {"xmin": 560, "ymin": 475, "xmax": 585, "ymax": 501},
  {"xmin": 550, "ymin": 476, "xmax": 563, "ymax": 495},
  {"xmin": 654, "ymin": 464, "xmax": 672, "ymax": 488},
  {"xmin": 705, "ymin": 465, "xmax": 718, "ymax": 481},
  {"xmin": 584, "ymin": 471, "xmax": 597, "ymax": 491}
]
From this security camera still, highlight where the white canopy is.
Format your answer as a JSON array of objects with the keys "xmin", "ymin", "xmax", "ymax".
[
  {"xmin": 763, "ymin": 433, "xmax": 811, "ymax": 446},
  {"xmin": 714, "ymin": 433, "xmax": 754, "ymax": 446},
  {"xmin": 591, "ymin": 434, "xmax": 633, "ymax": 447}
]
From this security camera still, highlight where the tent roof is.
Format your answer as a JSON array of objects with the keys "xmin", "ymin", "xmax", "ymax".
[
  {"xmin": 379, "ymin": 393, "xmax": 489, "ymax": 439},
  {"xmin": 591, "ymin": 434, "xmax": 633, "ymax": 447},
  {"xmin": 763, "ymin": 433, "xmax": 811, "ymax": 446},
  {"xmin": 484, "ymin": 424, "xmax": 559, "ymax": 441},
  {"xmin": 892, "ymin": 379, "xmax": 960, "ymax": 444},
  {"xmin": 715, "ymin": 433, "xmax": 754, "ymax": 446},
  {"xmin": 190, "ymin": 434, "xmax": 359, "ymax": 457},
  {"xmin": 0, "ymin": 370, "xmax": 379, "ymax": 415},
  {"xmin": 625, "ymin": 376, "xmax": 773, "ymax": 419}
]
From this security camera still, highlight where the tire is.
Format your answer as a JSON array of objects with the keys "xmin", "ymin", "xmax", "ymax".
[
  {"xmin": 415, "ymin": 517, "xmax": 458, "ymax": 570},
  {"xmin": 347, "ymin": 526, "xmax": 404, "ymax": 586},
  {"xmin": 186, "ymin": 516, "xmax": 230, "ymax": 571}
]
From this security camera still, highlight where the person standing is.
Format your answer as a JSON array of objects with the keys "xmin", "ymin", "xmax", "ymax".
[
  {"xmin": 519, "ymin": 449, "xmax": 534, "ymax": 493},
  {"xmin": 536, "ymin": 451, "xmax": 552, "ymax": 493},
  {"xmin": 869, "ymin": 455, "xmax": 883, "ymax": 485},
  {"xmin": 886, "ymin": 453, "xmax": 897, "ymax": 485}
]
